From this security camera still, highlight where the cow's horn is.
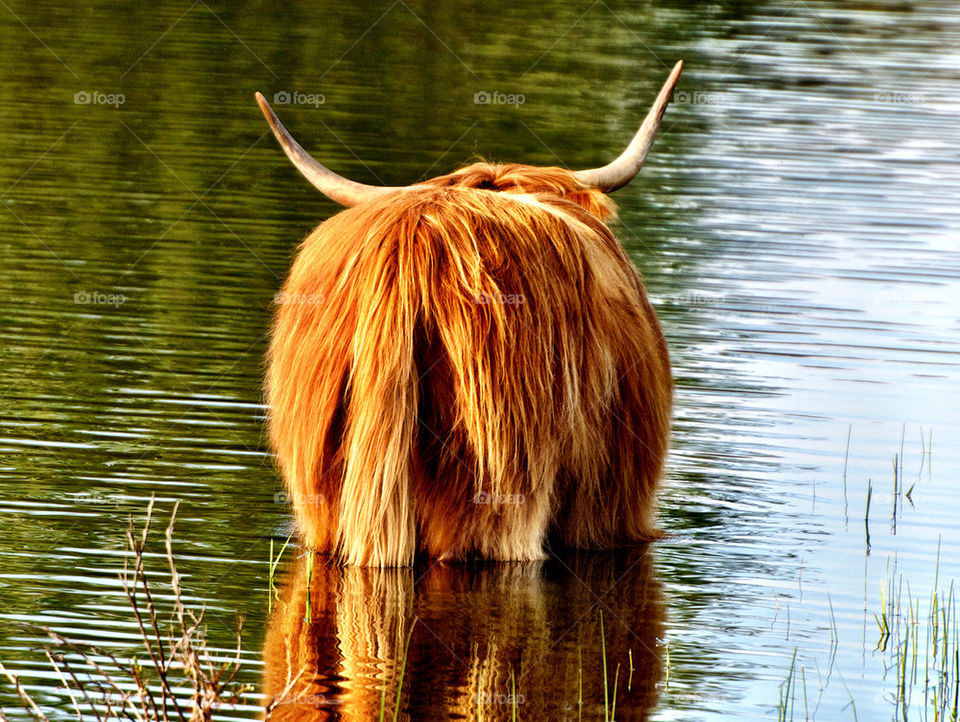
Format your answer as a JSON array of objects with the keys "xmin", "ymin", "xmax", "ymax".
[
  {"xmin": 573, "ymin": 60, "xmax": 683, "ymax": 193},
  {"xmin": 256, "ymin": 92, "xmax": 403, "ymax": 207}
]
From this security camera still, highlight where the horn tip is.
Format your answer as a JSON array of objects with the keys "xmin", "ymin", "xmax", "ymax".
[{"xmin": 255, "ymin": 92, "xmax": 279, "ymax": 128}]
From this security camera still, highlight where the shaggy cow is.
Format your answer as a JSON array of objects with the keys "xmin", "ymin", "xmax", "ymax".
[{"xmin": 257, "ymin": 61, "xmax": 681, "ymax": 567}]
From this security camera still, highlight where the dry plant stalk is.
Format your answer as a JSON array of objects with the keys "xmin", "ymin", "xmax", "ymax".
[{"xmin": 2, "ymin": 498, "xmax": 249, "ymax": 721}]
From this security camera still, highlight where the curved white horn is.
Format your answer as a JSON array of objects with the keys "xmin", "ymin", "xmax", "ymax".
[
  {"xmin": 573, "ymin": 60, "xmax": 683, "ymax": 193},
  {"xmin": 256, "ymin": 92, "xmax": 404, "ymax": 207}
]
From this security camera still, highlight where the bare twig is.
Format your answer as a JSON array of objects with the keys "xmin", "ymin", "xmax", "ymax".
[
  {"xmin": 43, "ymin": 650, "xmax": 82, "ymax": 720},
  {"xmin": 0, "ymin": 660, "xmax": 51, "ymax": 722},
  {"xmin": 122, "ymin": 498, "xmax": 184, "ymax": 722},
  {"xmin": 3, "ymin": 501, "xmax": 249, "ymax": 722},
  {"xmin": 56, "ymin": 651, "xmax": 110, "ymax": 722}
]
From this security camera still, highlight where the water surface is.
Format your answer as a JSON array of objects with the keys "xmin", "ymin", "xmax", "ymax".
[{"xmin": 1, "ymin": 1, "xmax": 959, "ymax": 719}]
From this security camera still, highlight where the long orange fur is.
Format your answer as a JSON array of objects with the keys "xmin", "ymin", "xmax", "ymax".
[{"xmin": 266, "ymin": 162, "xmax": 672, "ymax": 566}]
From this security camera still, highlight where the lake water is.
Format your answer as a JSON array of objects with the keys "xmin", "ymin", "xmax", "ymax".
[{"xmin": 1, "ymin": 1, "xmax": 959, "ymax": 720}]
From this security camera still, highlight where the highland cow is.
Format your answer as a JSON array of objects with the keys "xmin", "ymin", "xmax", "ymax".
[{"xmin": 257, "ymin": 61, "xmax": 681, "ymax": 567}]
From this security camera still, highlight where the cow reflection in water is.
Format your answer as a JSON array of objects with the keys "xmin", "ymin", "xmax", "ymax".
[{"xmin": 262, "ymin": 547, "xmax": 663, "ymax": 721}]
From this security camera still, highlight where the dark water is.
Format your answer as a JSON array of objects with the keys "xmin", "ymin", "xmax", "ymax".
[{"xmin": 2, "ymin": 1, "xmax": 959, "ymax": 720}]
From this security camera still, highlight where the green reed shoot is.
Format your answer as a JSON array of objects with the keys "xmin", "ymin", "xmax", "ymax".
[
  {"xmin": 778, "ymin": 648, "xmax": 798, "ymax": 722},
  {"xmin": 600, "ymin": 609, "xmax": 609, "ymax": 720},
  {"xmin": 378, "ymin": 618, "xmax": 417, "ymax": 722},
  {"xmin": 268, "ymin": 534, "xmax": 292, "ymax": 613},
  {"xmin": 578, "ymin": 644, "xmax": 583, "ymax": 722},
  {"xmin": 304, "ymin": 550, "xmax": 314, "ymax": 624}
]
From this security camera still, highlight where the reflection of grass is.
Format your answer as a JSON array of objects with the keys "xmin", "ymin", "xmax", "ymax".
[
  {"xmin": 875, "ymin": 547, "xmax": 959, "ymax": 721},
  {"xmin": 375, "ymin": 618, "xmax": 417, "ymax": 722},
  {"xmin": 578, "ymin": 646, "xmax": 584, "ymax": 721},
  {"xmin": 1, "ymin": 499, "xmax": 250, "ymax": 721},
  {"xmin": 777, "ymin": 560, "xmax": 959, "ymax": 721},
  {"xmin": 340, "ymin": 608, "xmax": 637, "ymax": 722},
  {"xmin": 775, "ymin": 434, "xmax": 956, "ymax": 722},
  {"xmin": 862, "ymin": 428, "xmax": 933, "ymax": 553},
  {"xmin": 777, "ymin": 648, "xmax": 798, "ymax": 722}
]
